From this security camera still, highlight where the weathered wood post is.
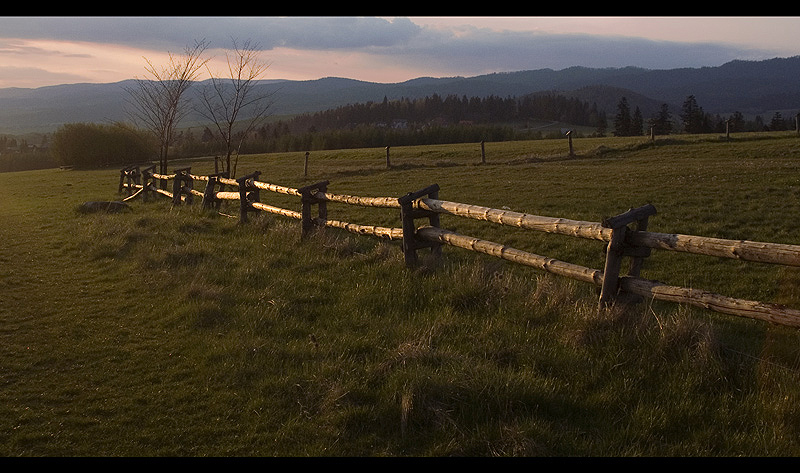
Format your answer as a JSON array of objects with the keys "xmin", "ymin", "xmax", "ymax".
[
  {"xmin": 131, "ymin": 166, "xmax": 141, "ymax": 191},
  {"xmin": 598, "ymin": 204, "xmax": 657, "ymax": 308},
  {"xmin": 118, "ymin": 165, "xmax": 141, "ymax": 195},
  {"xmin": 118, "ymin": 165, "xmax": 131, "ymax": 194},
  {"xmin": 385, "ymin": 146, "xmax": 391, "ymax": 169},
  {"xmin": 140, "ymin": 165, "xmax": 156, "ymax": 202},
  {"xmin": 118, "ymin": 167, "xmax": 126, "ymax": 194},
  {"xmin": 202, "ymin": 175, "xmax": 219, "ymax": 210},
  {"xmin": 298, "ymin": 180, "xmax": 330, "ymax": 239},
  {"xmin": 398, "ymin": 184, "xmax": 443, "ymax": 268},
  {"xmin": 172, "ymin": 167, "xmax": 193, "ymax": 205},
  {"xmin": 236, "ymin": 171, "xmax": 261, "ymax": 224},
  {"xmin": 201, "ymin": 172, "xmax": 227, "ymax": 211},
  {"xmin": 626, "ymin": 210, "xmax": 653, "ymax": 279},
  {"xmin": 480, "ymin": 140, "xmax": 486, "ymax": 164},
  {"xmin": 304, "ymin": 151, "xmax": 309, "ymax": 177},
  {"xmin": 650, "ymin": 125, "xmax": 655, "ymax": 142}
]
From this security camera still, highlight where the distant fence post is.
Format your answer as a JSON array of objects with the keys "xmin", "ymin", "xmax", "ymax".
[
  {"xmin": 599, "ymin": 204, "xmax": 657, "ymax": 308},
  {"xmin": 304, "ymin": 151, "xmax": 310, "ymax": 177},
  {"xmin": 566, "ymin": 130, "xmax": 574, "ymax": 157},
  {"xmin": 236, "ymin": 171, "xmax": 261, "ymax": 224},
  {"xmin": 385, "ymin": 146, "xmax": 391, "ymax": 168},
  {"xmin": 298, "ymin": 180, "xmax": 330, "ymax": 238},
  {"xmin": 398, "ymin": 184, "xmax": 443, "ymax": 268},
  {"xmin": 480, "ymin": 140, "xmax": 486, "ymax": 164}
]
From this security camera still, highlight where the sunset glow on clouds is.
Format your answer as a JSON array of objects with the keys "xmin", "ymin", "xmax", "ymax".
[{"xmin": 0, "ymin": 16, "xmax": 798, "ymax": 89}]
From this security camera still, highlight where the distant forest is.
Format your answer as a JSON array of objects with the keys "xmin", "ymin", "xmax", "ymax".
[
  {"xmin": 176, "ymin": 91, "xmax": 793, "ymax": 157},
  {"xmin": 178, "ymin": 93, "xmax": 608, "ymax": 156}
]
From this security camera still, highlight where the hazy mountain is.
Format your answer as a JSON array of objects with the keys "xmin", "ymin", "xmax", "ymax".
[{"xmin": 1, "ymin": 56, "xmax": 799, "ymax": 135}]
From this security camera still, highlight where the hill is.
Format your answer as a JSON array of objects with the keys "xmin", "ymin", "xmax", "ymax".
[{"xmin": 0, "ymin": 56, "xmax": 799, "ymax": 134}]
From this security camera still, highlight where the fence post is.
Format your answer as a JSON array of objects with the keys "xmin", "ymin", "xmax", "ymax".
[
  {"xmin": 202, "ymin": 175, "xmax": 218, "ymax": 210},
  {"xmin": 201, "ymin": 173, "xmax": 226, "ymax": 210},
  {"xmin": 118, "ymin": 167, "xmax": 127, "ymax": 194},
  {"xmin": 118, "ymin": 165, "xmax": 131, "ymax": 194},
  {"xmin": 118, "ymin": 165, "xmax": 140, "ymax": 195},
  {"xmin": 598, "ymin": 204, "xmax": 657, "ymax": 308},
  {"xmin": 298, "ymin": 180, "xmax": 329, "ymax": 239},
  {"xmin": 566, "ymin": 130, "xmax": 574, "ymax": 157},
  {"xmin": 480, "ymin": 140, "xmax": 486, "ymax": 164},
  {"xmin": 304, "ymin": 151, "xmax": 309, "ymax": 177},
  {"xmin": 236, "ymin": 171, "xmax": 261, "ymax": 224},
  {"xmin": 172, "ymin": 167, "xmax": 193, "ymax": 205},
  {"xmin": 140, "ymin": 165, "xmax": 156, "ymax": 202},
  {"xmin": 385, "ymin": 146, "xmax": 391, "ymax": 168},
  {"xmin": 398, "ymin": 184, "xmax": 442, "ymax": 268}
]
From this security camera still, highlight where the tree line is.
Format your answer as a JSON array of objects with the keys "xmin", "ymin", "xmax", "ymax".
[
  {"xmin": 274, "ymin": 92, "xmax": 605, "ymax": 133},
  {"xmin": 168, "ymin": 92, "xmax": 607, "ymax": 156},
  {"xmin": 233, "ymin": 92, "xmax": 606, "ymax": 154},
  {"xmin": 612, "ymin": 94, "xmax": 798, "ymax": 137}
]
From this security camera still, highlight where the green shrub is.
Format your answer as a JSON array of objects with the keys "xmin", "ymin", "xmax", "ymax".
[{"xmin": 51, "ymin": 122, "xmax": 156, "ymax": 168}]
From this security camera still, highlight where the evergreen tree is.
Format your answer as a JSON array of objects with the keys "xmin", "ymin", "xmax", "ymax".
[
  {"xmin": 728, "ymin": 111, "xmax": 745, "ymax": 133},
  {"xmin": 614, "ymin": 97, "xmax": 632, "ymax": 136},
  {"xmin": 595, "ymin": 112, "xmax": 608, "ymax": 137},
  {"xmin": 770, "ymin": 111, "xmax": 787, "ymax": 131},
  {"xmin": 632, "ymin": 106, "xmax": 644, "ymax": 136},
  {"xmin": 650, "ymin": 103, "xmax": 673, "ymax": 135},
  {"xmin": 680, "ymin": 95, "xmax": 705, "ymax": 134}
]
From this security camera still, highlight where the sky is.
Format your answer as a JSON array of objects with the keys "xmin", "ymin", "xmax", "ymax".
[{"xmin": 0, "ymin": 16, "xmax": 798, "ymax": 89}]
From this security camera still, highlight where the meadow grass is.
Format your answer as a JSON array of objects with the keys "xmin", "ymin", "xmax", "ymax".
[{"xmin": 2, "ymin": 132, "xmax": 800, "ymax": 456}]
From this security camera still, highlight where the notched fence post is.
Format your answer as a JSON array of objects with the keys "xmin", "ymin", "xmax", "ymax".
[
  {"xmin": 201, "ymin": 172, "xmax": 229, "ymax": 211},
  {"xmin": 236, "ymin": 171, "xmax": 261, "ymax": 224},
  {"xmin": 398, "ymin": 184, "xmax": 443, "ymax": 268},
  {"xmin": 172, "ymin": 167, "xmax": 194, "ymax": 205},
  {"xmin": 140, "ymin": 165, "xmax": 156, "ymax": 202},
  {"xmin": 599, "ymin": 204, "xmax": 657, "ymax": 308},
  {"xmin": 298, "ymin": 180, "xmax": 329, "ymax": 238},
  {"xmin": 118, "ymin": 165, "xmax": 141, "ymax": 195}
]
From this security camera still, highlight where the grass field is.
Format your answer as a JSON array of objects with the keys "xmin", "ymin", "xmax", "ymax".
[{"xmin": 2, "ymin": 131, "xmax": 800, "ymax": 456}]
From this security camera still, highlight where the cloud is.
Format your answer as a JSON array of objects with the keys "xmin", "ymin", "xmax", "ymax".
[
  {"xmin": 0, "ymin": 38, "xmax": 94, "ymax": 60},
  {"xmin": 0, "ymin": 66, "xmax": 90, "ymax": 88},
  {"xmin": 0, "ymin": 17, "xmax": 422, "ymax": 51}
]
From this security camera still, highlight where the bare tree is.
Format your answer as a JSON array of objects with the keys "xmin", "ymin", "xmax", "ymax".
[
  {"xmin": 197, "ymin": 39, "xmax": 274, "ymax": 178},
  {"xmin": 125, "ymin": 40, "xmax": 209, "ymax": 178}
]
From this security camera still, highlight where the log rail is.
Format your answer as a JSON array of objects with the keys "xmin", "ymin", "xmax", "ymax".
[{"xmin": 117, "ymin": 165, "xmax": 800, "ymax": 329}]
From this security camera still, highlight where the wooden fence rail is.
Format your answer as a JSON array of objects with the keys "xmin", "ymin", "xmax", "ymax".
[{"xmin": 117, "ymin": 165, "xmax": 800, "ymax": 329}]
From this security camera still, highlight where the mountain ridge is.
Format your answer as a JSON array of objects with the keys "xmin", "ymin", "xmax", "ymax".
[{"xmin": 1, "ymin": 56, "xmax": 799, "ymax": 135}]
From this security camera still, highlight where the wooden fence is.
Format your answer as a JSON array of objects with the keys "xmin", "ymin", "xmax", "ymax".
[{"xmin": 118, "ymin": 164, "xmax": 800, "ymax": 329}]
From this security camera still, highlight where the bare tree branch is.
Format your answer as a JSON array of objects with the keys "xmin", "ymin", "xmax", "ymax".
[
  {"xmin": 196, "ymin": 38, "xmax": 274, "ymax": 178},
  {"xmin": 124, "ymin": 39, "xmax": 210, "ymax": 178}
]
